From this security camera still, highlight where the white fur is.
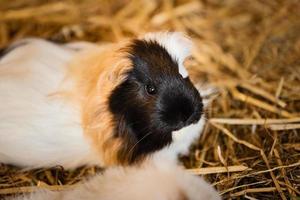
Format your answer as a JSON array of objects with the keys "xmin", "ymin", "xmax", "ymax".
[
  {"xmin": 11, "ymin": 160, "xmax": 221, "ymax": 200},
  {"xmin": 154, "ymin": 117, "xmax": 206, "ymax": 163},
  {"xmin": 0, "ymin": 39, "xmax": 100, "ymax": 168},
  {"xmin": 0, "ymin": 32, "xmax": 205, "ymax": 169},
  {"xmin": 143, "ymin": 32, "xmax": 192, "ymax": 78}
]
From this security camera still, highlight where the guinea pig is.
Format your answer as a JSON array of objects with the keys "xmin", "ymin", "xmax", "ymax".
[
  {"xmin": 10, "ymin": 160, "xmax": 221, "ymax": 200},
  {"xmin": 0, "ymin": 32, "xmax": 206, "ymax": 168}
]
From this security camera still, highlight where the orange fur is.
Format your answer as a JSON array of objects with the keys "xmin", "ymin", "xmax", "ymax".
[{"xmin": 66, "ymin": 41, "xmax": 134, "ymax": 166}]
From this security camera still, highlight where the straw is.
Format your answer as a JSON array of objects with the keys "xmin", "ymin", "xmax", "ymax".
[{"xmin": 0, "ymin": 0, "xmax": 299, "ymax": 199}]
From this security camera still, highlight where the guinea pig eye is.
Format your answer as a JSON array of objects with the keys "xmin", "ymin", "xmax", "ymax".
[{"xmin": 145, "ymin": 84, "xmax": 156, "ymax": 95}]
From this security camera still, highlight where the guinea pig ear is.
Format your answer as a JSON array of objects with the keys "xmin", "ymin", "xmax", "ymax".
[
  {"xmin": 96, "ymin": 44, "xmax": 133, "ymax": 88},
  {"xmin": 142, "ymin": 32, "xmax": 193, "ymax": 78},
  {"xmin": 106, "ymin": 58, "xmax": 132, "ymax": 84}
]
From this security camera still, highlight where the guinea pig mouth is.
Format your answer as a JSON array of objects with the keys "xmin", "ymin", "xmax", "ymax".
[{"xmin": 186, "ymin": 106, "xmax": 203, "ymax": 124}]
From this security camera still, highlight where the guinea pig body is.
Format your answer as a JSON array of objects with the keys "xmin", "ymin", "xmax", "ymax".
[
  {"xmin": 0, "ymin": 32, "xmax": 206, "ymax": 168},
  {"xmin": 0, "ymin": 39, "xmax": 101, "ymax": 168},
  {"xmin": 11, "ymin": 160, "xmax": 221, "ymax": 200}
]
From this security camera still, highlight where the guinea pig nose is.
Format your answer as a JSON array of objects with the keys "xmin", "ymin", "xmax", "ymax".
[{"xmin": 160, "ymin": 95, "xmax": 201, "ymax": 130}]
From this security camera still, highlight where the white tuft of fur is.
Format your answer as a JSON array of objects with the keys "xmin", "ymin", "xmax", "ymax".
[
  {"xmin": 11, "ymin": 161, "xmax": 221, "ymax": 200},
  {"xmin": 143, "ymin": 32, "xmax": 193, "ymax": 78},
  {"xmin": 153, "ymin": 117, "xmax": 206, "ymax": 164}
]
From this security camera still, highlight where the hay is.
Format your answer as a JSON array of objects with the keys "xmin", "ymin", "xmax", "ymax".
[{"xmin": 0, "ymin": 0, "xmax": 299, "ymax": 199}]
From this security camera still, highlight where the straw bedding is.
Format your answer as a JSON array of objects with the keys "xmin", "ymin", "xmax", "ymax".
[{"xmin": 0, "ymin": 0, "xmax": 299, "ymax": 199}]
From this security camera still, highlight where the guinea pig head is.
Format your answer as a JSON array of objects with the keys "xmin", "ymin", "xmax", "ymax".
[{"xmin": 107, "ymin": 32, "xmax": 203, "ymax": 164}]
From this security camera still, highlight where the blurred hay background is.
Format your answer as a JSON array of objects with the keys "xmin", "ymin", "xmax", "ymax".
[{"xmin": 0, "ymin": 0, "xmax": 300, "ymax": 199}]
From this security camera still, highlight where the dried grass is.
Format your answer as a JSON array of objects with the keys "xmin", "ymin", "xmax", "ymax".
[{"xmin": 0, "ymin": 0, "xmax": 300, "ymax": 199}]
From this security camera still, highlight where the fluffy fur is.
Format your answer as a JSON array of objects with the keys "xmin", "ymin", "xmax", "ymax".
[
  {"xmin": 0, "ymin": 32, "xmax": 206, "ymax": 168},
  {"xmin": 0, "ymin": 39, "xmax": 101, "ymax": 168},
  {"xmin": 11, "ymin": 160, "xmax": 221, "ymax": 200}
]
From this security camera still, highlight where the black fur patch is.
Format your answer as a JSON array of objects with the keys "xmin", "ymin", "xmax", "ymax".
[{"xmin": 109, "ymin": 39, "xmax": 203, "ymax": 164}]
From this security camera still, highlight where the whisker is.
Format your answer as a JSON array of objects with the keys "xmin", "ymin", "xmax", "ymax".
[{"xmin": 128, "ymin": 131, "xmax": 152, "ymax": 155}]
